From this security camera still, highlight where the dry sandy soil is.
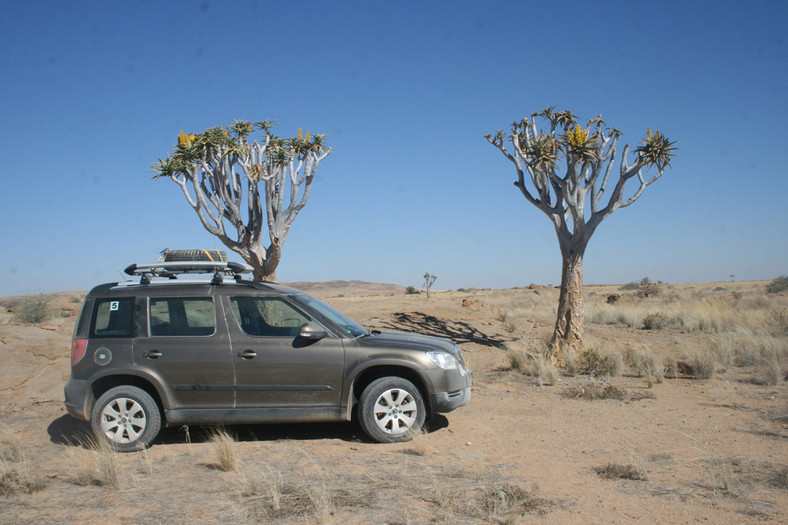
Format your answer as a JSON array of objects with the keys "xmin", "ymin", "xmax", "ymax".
[{"xmin": 0, "ymin": 282, "xmax": 785, "ymax": 524}]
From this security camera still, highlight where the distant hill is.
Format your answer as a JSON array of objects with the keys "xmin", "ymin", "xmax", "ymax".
[{"xmin": 285, "ymin": 280, "xmax": 406, "ymax": 297}]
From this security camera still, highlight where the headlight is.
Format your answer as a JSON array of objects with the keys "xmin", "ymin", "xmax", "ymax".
[{"xmin": 427, "ymin": 351, "xmax": 457, "ymax": 370}]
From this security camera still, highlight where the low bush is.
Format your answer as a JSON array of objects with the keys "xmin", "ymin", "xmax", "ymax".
[
  {"xmin": 766, "ymin": 275, "xmax": 788, "ymax": 293},
  {"xmin": 405, "ymin": 286, "xmax": 420, "ymax": 295},
  {"xmin": 13, "ymin": 293, "xmax": 52, "ymax": 324},
  {"xmin": 569, "ymin": 348, "xmax": 622, "ymax": 377}
]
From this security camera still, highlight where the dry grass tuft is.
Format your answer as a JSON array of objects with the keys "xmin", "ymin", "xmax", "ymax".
[
  {"xmin": 208, "ymin": 427, "xmax": 238, "ymax": 472},
  {"xmin": 698, "ymin": 456, "xmax": 788, "ymax": 498},
  {"xmin": 476, "ymin": 482, "xmax": 556, "ymax": 517},
  {"xmin": 561, "ymin": 383, "xmax": 654, "ymax": 402},
  {"xmin": 431, "ymin": 481, "xmax": 561, "ymax": 520},
  {"xmin": 401, "ymin": 426, "xmax": 431, "ymax": 456},
  {"xmin": 505, "ymin": 346, "xmax": 558, "ymax": 386},
  {"xmin": 63, "ymin": 435, "xmax": 121, "ymax": 488},
  {"xmin": 0, "ymin": 460, "xmax": 46, "ymax": 496},
  {"xmin": 0, "ymin": 432, "xmax": 24, "ymax": 463},
  {"xmin": 625, "ymin": 346, "xmax": 666, "ymax": 384},
  {"xmin": 593, "ymin": 463, "xmax": 648, "ymax": 481},
  {"xmin": 680, "ymin": 344, "xmax": 718, "ymax": 379}
]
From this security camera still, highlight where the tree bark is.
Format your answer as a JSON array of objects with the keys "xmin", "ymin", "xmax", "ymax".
[{"xmin": 549, "ymin": 247, "xmax": 585, "ymax": 363}]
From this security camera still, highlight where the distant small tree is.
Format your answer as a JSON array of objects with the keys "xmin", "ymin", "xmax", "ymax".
[
  {"xmin": 637, "ymin": 277, "xmax": 661, "ymax": 298},
  {"xmin": 487, "ymin": 108, "xmax": 675, "ymax": 362},
  {"xmin": 152, "ymin": 120, "xmax": 331, "ymax": 281},
  {"xmin": 730, "ymin": 274, "xmax": 735, "ymax": 282},
  {"xmin": 423, "ymin": 272, "xmax": 437, "ymax": 298}
]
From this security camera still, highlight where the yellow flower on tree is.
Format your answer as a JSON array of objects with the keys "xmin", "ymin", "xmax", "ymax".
[
  {"xmin": 177, "ymin": 131, "xmax": 195, "ymax": 147},
  {"xmin": 568, "ymin": 125, "xmax": 589, "ymax": 147}
]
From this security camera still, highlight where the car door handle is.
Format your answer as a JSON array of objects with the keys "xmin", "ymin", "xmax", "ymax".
[
  {"xmin": 144, "ymin": 350, "xmax": 162, "ymax": 359},
  {"xmin": 239, "ymin": 350, "xmax": 257, "ymax": 359}
]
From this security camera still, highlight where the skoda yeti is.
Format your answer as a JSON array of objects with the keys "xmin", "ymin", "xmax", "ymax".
[{"xmin": 64, "ymin": 254, "xmax": 472, "ymax": 451}]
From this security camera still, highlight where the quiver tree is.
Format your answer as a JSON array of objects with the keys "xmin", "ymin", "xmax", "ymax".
[
  {"xmin": 423, "ymin": 272, "xmax": 437, "ymax": 298},
  {"xmin": 486, "ymin": 108, "xmax": 675, "ymax": 362},
  {"xmin": 152, "ymin": 120, "xmax": 331, "ymax": 281}
]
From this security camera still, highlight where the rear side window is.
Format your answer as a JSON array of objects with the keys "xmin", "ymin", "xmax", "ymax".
[
  {"xmin": 149, "ymin": 297, "xmax": 215, "ymax": 337},
  {"xmin": 231, "ymin": 297, "xmax": 309, "ymax": 337},
  {"xmin": 91, "ymin": 298, "xmax": 135, "ymax": 338}
]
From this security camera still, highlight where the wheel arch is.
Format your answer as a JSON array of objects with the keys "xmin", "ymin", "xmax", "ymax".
[
  {"xmin": 350, "ymin": 364, "xmax": 432, "ymax": 415},
  {"xmin": 90, "ymin": 375, "xmax": 165, "ymax": 425}
]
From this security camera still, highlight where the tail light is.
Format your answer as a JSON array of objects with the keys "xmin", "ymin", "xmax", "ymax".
[{"xmin": 71, "ymin": 339, "xmax": 88, "ymax": 366}]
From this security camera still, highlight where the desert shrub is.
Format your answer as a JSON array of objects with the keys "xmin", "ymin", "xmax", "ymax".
[
  {"xmin": 405, "ymin": 286, "xmax": 419, "ymax": 295},
  {"xmin": 569, "ymin": 347, "xmax": 622, "ymax": 377},
  {"xmin": 642, "ymin": 312, "xmax": 669, "ymax": 330},
  {"xmin": 13, "ymin": 293, "xmax": 52, "ymax": 324},
  {"xmin": 619, "ymin": 281, "xmax": 640, "ymax": 291},
  {"xmin": 766, "ymin": 275, "xmax": 788, "ymax": 293}
]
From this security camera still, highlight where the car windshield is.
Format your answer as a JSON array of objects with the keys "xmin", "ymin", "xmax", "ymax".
[{"xmin": 292, "ymin": 293, "xmax": 368, "ymax": 337}]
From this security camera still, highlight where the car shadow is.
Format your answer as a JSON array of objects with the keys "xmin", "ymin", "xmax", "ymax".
[
  {"xmin": 48, "ymin": 415, "xmax": 93, "ymax": 447},
  {"xmin": 49, "ymin": 414, "xmax": 451, "ymax": 448}
]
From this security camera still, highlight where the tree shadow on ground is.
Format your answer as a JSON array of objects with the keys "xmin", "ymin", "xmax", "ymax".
[{"xmin": 378, "ymin": 311, "xmax": 510, "ymax": 348}]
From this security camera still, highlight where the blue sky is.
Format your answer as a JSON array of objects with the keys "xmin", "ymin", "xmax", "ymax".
[{"xmin": 1, "ymin": 0, "xmax": 786, "ymax": 295}]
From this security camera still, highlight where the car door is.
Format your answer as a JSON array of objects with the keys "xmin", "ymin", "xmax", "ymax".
[
  {"xmin": 225, "ymin": 294, "xmax": 344, "ymax": 410},
  {"xmin": 132, "ymin": 295, "xmax": 235, "ymax": 410}
]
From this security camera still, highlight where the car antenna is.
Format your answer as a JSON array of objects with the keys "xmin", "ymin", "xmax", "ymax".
[{"xmin": 116, "ymin": 268, "xmax": 132, "ymax": 282}]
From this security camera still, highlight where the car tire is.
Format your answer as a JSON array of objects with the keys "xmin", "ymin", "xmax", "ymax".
[
  {"xmin": 91, "ymin": 386, "xmax": 161, "ymax": 452},
  {"xmin": 358, "ymin": 377, "xmax": 425, "ymax": 443}
]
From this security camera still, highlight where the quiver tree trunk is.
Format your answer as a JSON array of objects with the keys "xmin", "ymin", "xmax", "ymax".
[{"xmin": 549, "ymin": 248, "xmax": 585, "ymax": 363}]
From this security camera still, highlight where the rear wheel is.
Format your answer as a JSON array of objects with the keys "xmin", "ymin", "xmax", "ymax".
[
  {"xmin": 91, "ymin": 386, "xmax": 161, "ymax": 452},
  {"xmin": 358, "ymin": 377, "xmax": 425, "ymax": 443}
]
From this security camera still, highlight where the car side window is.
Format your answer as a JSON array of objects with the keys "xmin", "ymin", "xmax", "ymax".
[
  {"xmin": 91, "ymin": 298, "xmax": 135, "ymax": 337},
  {"xmin": 231, "ymin": 297, "xmax": 309, "ymax": 337},
  {"xmin": 149, "ymin": 297, "xmax": 215, "ymax": 336}
]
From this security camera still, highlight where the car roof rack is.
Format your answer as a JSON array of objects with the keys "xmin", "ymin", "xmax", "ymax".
[{"xmin": 123, "ymin": 261, "xmax": 253, "ymax": 285}]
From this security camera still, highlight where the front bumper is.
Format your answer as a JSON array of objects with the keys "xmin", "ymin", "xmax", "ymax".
[{"xmin": 430, "ymin": 386, "xmax": 472, "ymax": 413}]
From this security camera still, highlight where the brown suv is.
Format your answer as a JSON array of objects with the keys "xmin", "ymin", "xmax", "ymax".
[{"xmin": 64, "ymin": 255, "xmax": 472, "ymax": 451}]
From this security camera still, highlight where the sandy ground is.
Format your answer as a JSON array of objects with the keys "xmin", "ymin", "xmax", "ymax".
[{"xmin": 0, "ymin": 285, "xmax": 785, "ymax": 524}]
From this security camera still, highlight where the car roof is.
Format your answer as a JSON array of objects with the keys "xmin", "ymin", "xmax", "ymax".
[{"xmin": 87, "ymin": 279, "xmax": 306, "ymax": 297}]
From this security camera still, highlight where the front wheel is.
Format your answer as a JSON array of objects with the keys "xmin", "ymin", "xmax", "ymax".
[
  {"xmin": 358, "ymin": 377, "xmax": 426, "ymax": 443},
  {"xmin": 91, "ymin": 386, "xmax": 161, "ymax": 452}
]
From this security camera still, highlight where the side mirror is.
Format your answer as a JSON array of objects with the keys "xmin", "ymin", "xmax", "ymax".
[{"xmin": 299, "ymin": 322, "xmax": 327, "ymax": 340}]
